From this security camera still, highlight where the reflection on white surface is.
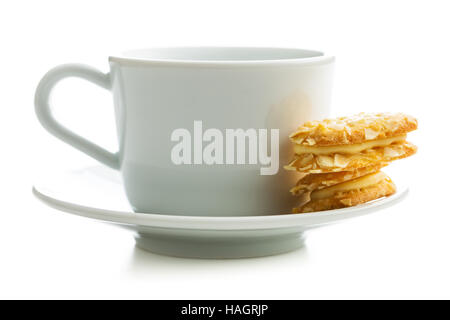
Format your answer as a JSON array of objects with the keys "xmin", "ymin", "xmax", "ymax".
[{"xmin": 127, "ymin": 244, "xmax": 310, "ymax": 274}]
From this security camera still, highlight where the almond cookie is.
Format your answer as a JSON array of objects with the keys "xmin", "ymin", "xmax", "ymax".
[
  {"xmin": 286, "ymin": 112, "xmax": 417, "ymax": 213},
  {"xmin": 290, "ymin": 112, "xmax": 418, "ymax": 146},
  {"xmin": 293, "ymin": 171, "xmax": 396, "ymax": 213},
  {"xmin": 285, "ymin": 140, "xmax": 417, "ymax": 173},
  {"xmin": 290, "ymin": 162, "xmax": 388, "ymax": 196}
]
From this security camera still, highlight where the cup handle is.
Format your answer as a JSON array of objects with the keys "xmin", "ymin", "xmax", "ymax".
[{"xmin": 34, "ymin": 64, "xmax": 119, "ymax": 170}]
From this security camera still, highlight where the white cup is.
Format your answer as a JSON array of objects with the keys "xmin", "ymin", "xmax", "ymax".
[{"xmin": 35, "ymin": 47, "xmax": 334, "ymax": 216}]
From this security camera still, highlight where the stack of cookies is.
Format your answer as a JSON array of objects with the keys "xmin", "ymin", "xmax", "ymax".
[{"xmin": 284, "ymin": 113, "xmax": 417, "ymax": 213}]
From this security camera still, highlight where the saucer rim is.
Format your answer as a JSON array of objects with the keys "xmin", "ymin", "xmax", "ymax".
[{"xmin": 32, "ymin": 185, "xmax": 408, "ymax": 231}]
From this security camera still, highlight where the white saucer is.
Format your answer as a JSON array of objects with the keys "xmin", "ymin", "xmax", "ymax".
[{"xmin": 33, "ymin": 166, "xmax": 408, "ymax": 259}]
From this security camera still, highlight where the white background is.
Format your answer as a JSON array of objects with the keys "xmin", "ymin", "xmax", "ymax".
[{"xmin": 1, "ymin": 0, "xmax": 449, "ymax": 299}]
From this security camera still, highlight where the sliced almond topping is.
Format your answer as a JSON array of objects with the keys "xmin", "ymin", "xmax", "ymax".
[
  {"xmin": 328, "ymin": 123, "xmax": 345, "ymax": 130},
  {"xmin": 364, "ymin": 127, "xmax": 380, "ymax": 140},
  {"xmin": 305, "ymin": 137, "xmax": 316, "ymax": 145},
  {"xmin": 316, "ymin": 155, "xmax": 335, "ymax": 168},
  {"xmin": 299, "ymin": 154, "xmax": 314, "ymax": 166},
  {"xmin": 384, "ymin": 147, "xmax": 401, "ymax": 158},
  {"xmin": 340, "ymin": 198, "xmax": 353, "ymax": 206},
  {"xmin": 290, "ymin": 185, "xmax": 304, "ymax": 195},
  {"xmin": 344, "ymin": 125, "xmax": 352, "ymax": 135},
  {"xmin": 334, "ymin": 154, "xmax": 350, "ymax": 168}
]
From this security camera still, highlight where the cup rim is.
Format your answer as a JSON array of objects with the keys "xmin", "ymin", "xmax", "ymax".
[{"xmin": 109, "ymin": 46, "xmax": 334, "ymax": 67}]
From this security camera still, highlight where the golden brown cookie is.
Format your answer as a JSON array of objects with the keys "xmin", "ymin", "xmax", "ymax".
[
  {"xmin": 293, "ymin": 171, "xmax": 396, "ymax": 213},
  {"xmin": 290, "ymin": 162, "xmax": 387, "ymax": 196},
  {"xmin": 290, "ymin": 112, "xmax": 418, "ymax": 146},
  {"xmin": 285, "ymin": 141, "xmax": 417, "ymax": 173},
  {"xmin": 285, "ymin": 112, "xmax": 416, "ymax": 214}
]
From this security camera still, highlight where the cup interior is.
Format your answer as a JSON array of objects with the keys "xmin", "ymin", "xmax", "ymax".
[{"xmin": 118, "ymin": 47, "xmax": 324, "ymax": 62}]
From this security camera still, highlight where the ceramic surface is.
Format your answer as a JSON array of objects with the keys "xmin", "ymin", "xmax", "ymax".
[
  {"xmin": 33, "ymin": 166, "xmax": 408, "ymax": 258},
  {"xmin": 35, "ymin": 47, "xmax": 334, "ymax": 216}
]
